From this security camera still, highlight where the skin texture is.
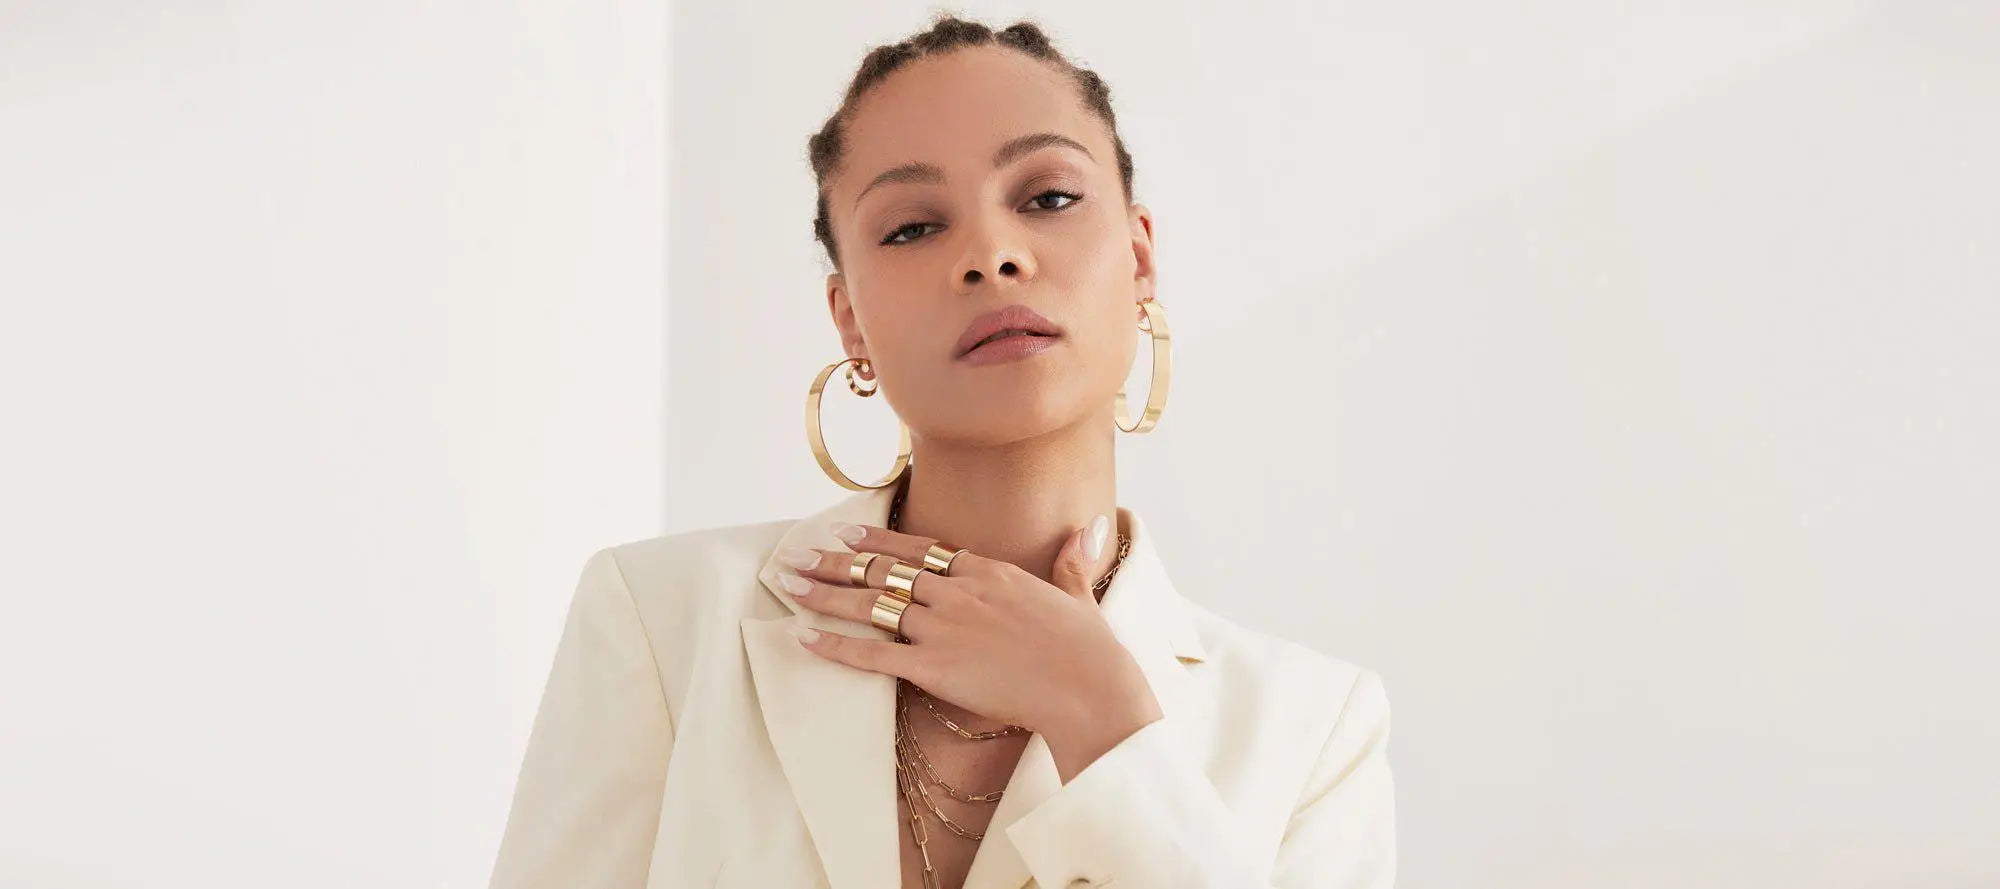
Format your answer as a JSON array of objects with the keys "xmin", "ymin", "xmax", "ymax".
[{"xmin": 787, "ymin": 41, "xmax": 1166, "ymax": 888}]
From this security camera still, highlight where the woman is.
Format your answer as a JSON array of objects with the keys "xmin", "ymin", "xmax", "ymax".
[{"xmin": 490, "ymin": 14, "xmax": 1394, "ymax": 889}]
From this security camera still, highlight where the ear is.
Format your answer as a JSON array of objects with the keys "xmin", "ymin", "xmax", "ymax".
[
  {"xmin": 1127, "ymin": 202, "xmax": 1157, "ymax": 307},
  {"xmin": 825, "ymin": 272, "xmax": 874, "ymax": 380}
]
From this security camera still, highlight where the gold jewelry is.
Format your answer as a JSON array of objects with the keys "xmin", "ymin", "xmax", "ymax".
[
  {"xmin": 806, "ymin": 357, "xmax": 912, "ymax": 491},
  {"xmin": 894, "ymin": 679, "xmax": 997, "ymax": 889},
  {"xmin": 919, "ymin": 543, "xmax": 964, "ymax": 575},
  {"xmin": 888, "ymin": 470, "xmax": 1132, "ymax": 600},
  {"xmin": 897, "ymin": 681, "xmax": 1008, "ymax": 802},
  {"xmin": 895, "ymin": 679, "xmax": 1000, "ymax": 842},
  {"xmin": 912, "ymin": 683, "xmax": 1026, "ymax": 739},
  {"xmin": 1114, "ymin": 298, "xmax": 1171, "ymax": 433},
  {"xmin": 893, "ymin": 745, "xmax": 942, "ymax": 889},
  {"xmin": 868, "ymin": 592, "xmax": 910, "ymax": 636},
  {"xmin": 881, "ymin": 559, "xmax": 924, "ymax": 602},
  {"xmin": 882, "ymin": 472, "xmax": 1139, "ymax": 880},
  {"xmin": 847, "ymin": 551, "xmax": 882, "ymax": 586}
]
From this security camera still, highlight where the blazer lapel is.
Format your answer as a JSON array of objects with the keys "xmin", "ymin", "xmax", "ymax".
[
  {"xmin": 742, "ymin": 484, "xmax": 904, "ymax": 889},
  {"xmin": 740, "ymin": 488, "xmax": 1210, "ymax": 889}
]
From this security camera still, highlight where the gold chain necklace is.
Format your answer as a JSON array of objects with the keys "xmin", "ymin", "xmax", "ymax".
[{"xmin": 885, "ymin": 477, "xmax": 1131, "ymax": 889}]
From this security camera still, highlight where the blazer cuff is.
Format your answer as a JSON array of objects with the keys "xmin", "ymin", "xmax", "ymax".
[{"xmin": 1006, "ymin": 716, "xmax": 1249, "ymax": 888}]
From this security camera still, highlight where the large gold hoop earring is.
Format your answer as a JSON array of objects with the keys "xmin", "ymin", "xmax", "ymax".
[
  {"xmin": 807, "ymin": 357, "xmax": 913, "ymax": 490},
  {"xmin": 1115, "ymin": 299, "xmax": 1171, "ymax": 433}
]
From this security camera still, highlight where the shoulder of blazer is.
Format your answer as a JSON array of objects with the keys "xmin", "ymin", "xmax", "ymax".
[
  {"xmin": 1172, "ymin": 593, "xmax": 1380, "ymax": 724},
  {"xmin": 585, "ymin": 518, "xmax": 796, "ymax": 704}
]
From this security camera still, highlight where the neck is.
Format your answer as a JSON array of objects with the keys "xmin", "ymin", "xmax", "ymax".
[{"xmin": 896, "ymin": 412, "xmax": 1118, "ymax": 587}]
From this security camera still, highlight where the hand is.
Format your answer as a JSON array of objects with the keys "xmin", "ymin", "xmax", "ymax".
[{"xmin": 774, "ymin": 517, "xmax": 1163, "ymax": 753}]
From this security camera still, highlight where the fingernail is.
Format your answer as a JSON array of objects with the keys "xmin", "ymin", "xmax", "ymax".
[
  {"xmin": 778, "ymin": 572, "xmax": 812, "ymax": 597},
  {"xmin": 1084, "ymin": 514, "xmax": 1110, "ymax": 560},
  {"xmin": 831, "ymin": 523, "xmax": 866, "ymax": 545},
  {"xmin": 787, "ymin": 623, "xmax": 821, "ymax": 645},
  {"xmin": 778, "ymin": 546, "xmax": 820, "ymax": 569}
]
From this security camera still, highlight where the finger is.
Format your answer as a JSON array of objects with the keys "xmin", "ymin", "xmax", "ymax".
[
  {"xmin": 779, "ymin": 546, "xmax": 944, "ymax": 601},
  {"xmin": 776, "ymin": 570, "xmax": 933, "ymax": 635},
  {"xmin": 828, "ymin": 521, "xmax": 937, "ymax": 566},
  {"xmin": 778, "ymin": 546, "xmax": 876, "ymax": 585},
  {"xmin": 1052, "ymin": 514, "xmax": 1115, "ymax": 604},
  {"xmin": 790, "ymin": 624, "xmax": 927, "ymax": 681},
  {"xmin": 830, "ymin": 522, "xmax": 998, "ymax": 577}
]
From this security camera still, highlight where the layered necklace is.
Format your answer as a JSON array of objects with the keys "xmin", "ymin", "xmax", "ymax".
[{"xmin": 884, "ymin": 478, "xmax": 1131, "ymax": 889}]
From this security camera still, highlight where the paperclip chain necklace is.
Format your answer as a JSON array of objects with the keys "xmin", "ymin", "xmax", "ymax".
[{"xmin": 885, "ymin": 477, "xmax": 1131, "ymax": 889}]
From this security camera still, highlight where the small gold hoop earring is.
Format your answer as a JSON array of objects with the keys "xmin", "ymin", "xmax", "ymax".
[
  {"xmin": 1115, "ymin": 299, "xmax": 1171, "ymax": 433},
  {"xmin": 807, "ymin": 357, "xmax": 913, "ymax": 490}
]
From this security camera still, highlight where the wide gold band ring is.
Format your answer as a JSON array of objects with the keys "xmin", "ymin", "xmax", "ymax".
[
  {"xmin": 848, "ymin": 551, "xmax": 883, "ymax": 586},
  {"xmin": 920, "ymin": 544, "xmax": 965, "ymax": 575},
  {"xmin": 882, "ymin": 560, "xmax": 924, "ymax": 602},
  {"xmin": 869, "ymin": 592, "xmax": 910, "ymax": 637}
]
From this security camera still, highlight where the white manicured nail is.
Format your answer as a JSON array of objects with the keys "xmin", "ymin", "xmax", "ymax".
[
  {"xmin": 1084, "ymin": 514, "xmax": 1110, "ymax": 560},
  {"xmin": 788, "ymin": 623, "xmax": 821, "ymax": 645},
  {"xmin": 778, "ymin": 546, "xmax": 820, "ymax": 569},
  {"xmin": 831, "ymin": 523, "xmax": 866, "ymax": 545},
  {"xmin": 778, "ymin": 573, "xmax": 812, "ymax": 597}
]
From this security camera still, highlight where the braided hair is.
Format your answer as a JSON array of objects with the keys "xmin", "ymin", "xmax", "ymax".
[{"xmin": 806, "ymin": 13, "xmax": 1137, "ymax": 271}]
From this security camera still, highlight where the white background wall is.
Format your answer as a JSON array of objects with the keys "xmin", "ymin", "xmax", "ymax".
[
  {"xmin": 0, "ymin": 2, "xmax": 667, "ymax": 887},
  {"xmin": 668, "ymin": 2, "xmax": 1999, "ymax": 887},
  {"xmin": 3, "ymin": 1, "xmax": 1995, "ymax": 887}
]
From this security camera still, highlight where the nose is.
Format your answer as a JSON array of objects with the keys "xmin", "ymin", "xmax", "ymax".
[
  {"xmin": 962, "ymin": 259, "xmax": 1022, "ymax": 286},
  {"xmin": 955, "ymin": 221, "xmax": 1035, "ymax": 289}
]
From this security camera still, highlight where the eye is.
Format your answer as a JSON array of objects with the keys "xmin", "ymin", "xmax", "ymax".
[
  {"xmin": 1026, "ymin": 189, "xmax": 1082, "ymax": 211},
  {"xmin": 876, "ymin": 190, "xmax": 1084, "ymax": 248},
  {"xmin": 879, "ymin": 221, "xmax": 939, "ymax": 246}
]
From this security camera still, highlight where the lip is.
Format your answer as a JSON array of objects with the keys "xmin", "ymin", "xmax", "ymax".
[
  {"xmin": 953, "ymin": 304, "xmax": 1065, "ymax": 361},
  {"xmin": 960, "ymin": 330, "xmax": 1061, "ymax": 365}
]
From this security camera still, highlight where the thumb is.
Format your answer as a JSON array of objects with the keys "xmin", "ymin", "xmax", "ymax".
[{"xmin": 1053, "ymin": 514, "xmax": 1114, "ymax": 604}]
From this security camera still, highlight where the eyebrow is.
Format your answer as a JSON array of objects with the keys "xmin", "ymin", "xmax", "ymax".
[{"xmin": 852, "ymin": 131, "xmax": 1094, "ymax": 210}]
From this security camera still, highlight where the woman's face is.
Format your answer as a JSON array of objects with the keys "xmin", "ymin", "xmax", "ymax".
[{"xmin": 824, "ymin": 45, "xmax": 1156, "ymax": 446}]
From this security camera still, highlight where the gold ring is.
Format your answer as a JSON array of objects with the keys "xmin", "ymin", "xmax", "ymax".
[
  {"xmin": 882, "ymin": 560, "xmax": 923, "ymax": 602},
  {"xmin": 848, "ymin": 551, "xmax": 883, "ymax": 586},
  {"xmin": 920, "ymin": 544, "xmax": 965, "ymax": 575},
  {"xmin": 869, "ymin": 592, "xmax": 910, "ymax": 637}
]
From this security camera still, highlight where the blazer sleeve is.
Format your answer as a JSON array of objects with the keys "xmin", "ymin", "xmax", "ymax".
[
  {"xmin": 489, "ymin": 547, "xmax": 676, "ymax": 889},
  {"xmin": 1005, "ymin": 668, "xmax": 1396, "ymax": 888}
]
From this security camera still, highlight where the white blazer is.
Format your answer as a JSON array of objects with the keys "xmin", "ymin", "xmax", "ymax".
[{"xmin": 489, "ymin": 483, "xmax": 1396, "ymax": 889}]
